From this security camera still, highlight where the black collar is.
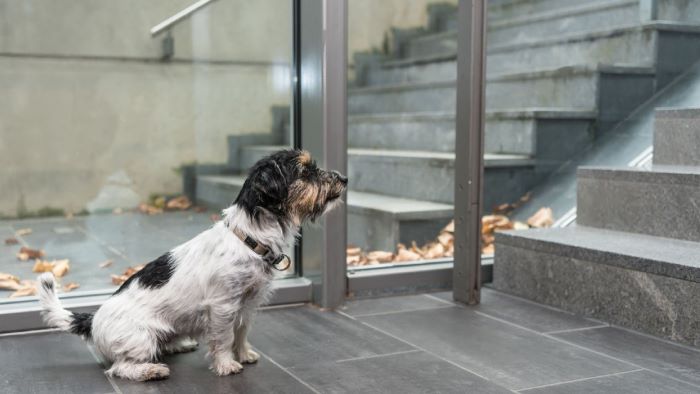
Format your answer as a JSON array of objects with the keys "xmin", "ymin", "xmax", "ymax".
[{"xmin": 232, "ymin": 227, "xmax": 291, "ymax": 271}]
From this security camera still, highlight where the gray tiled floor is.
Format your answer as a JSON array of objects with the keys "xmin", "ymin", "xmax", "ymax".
[{"xmin": 2, "ymin": 288, "xmax": 700, "ymax": 393}]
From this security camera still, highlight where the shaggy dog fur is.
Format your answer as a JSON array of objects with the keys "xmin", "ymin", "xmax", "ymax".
[{"xmin": 37, "ymin": 149, "xmax": 347, "ymax": 381}]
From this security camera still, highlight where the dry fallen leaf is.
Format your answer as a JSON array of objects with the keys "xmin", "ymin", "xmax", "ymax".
[
  {"xmin": 10, "ymin": 285, "xmax": 37, "ymax": 298},
  {"xmin": 366, "ymin": 250, "xmax": 394, "ymax": 263},
  {"xmin": 0, "ymin": 273, "xmax": 21, "ymax": 291},
  {"xmin": 32, "ymin": 260, "xmax": 55, "ymax": 273},
  {"xmin": 442, "ymin": 221, "xmax": 454, "ymax": 233},
  {"xmin": 437, "ymin": 232, "xmax": 453, "ymax": 247},
  {"xmin": 4, "ymin": 237, "xmax": 19, "ymax": 245},
  {"xmin": 111, "ymin": 264, "xmax": 145, "ymax": 286},
  {"xmin": 0, "ymin": 272, "xmax": 19, "ymax": 282},
  {"xmin": 166, "ymin": 196, "xmax": 192, "ymax": 211},
  {"xmin": 346, "ymin": 255, "xmax": 362, "ymax": 266},
  {"xmin": 527, "ymin": 207, "xmax": 554, "ymax": 228},
  {"xmin": 17, "ymin": 247, "xmax": 45, "ymax": 261},
  {"xmin": 15, "ymin": 228, "xmax": 32, "ymax": 236},
  {"xmin": 346, "ymin": 245, "xmax": 362, "ymax": 256},
  {"xmin": 395, "ymin": 244, "xmax": 422, "ymax": 262},
  {"xmin": 513, "ymin": 221, "xmax": 530, "ymax": 231},
  {"xmin": 193, "ymin": 206, "xmax": 207, "ymax": 213},
  {"xmin": 63, "ymin": 282, "xmax": 80, "ymax": 292},
  {"xmin": 99, "ymin": 260, "xmax": 114, "ymax": 268},
  {"xmin": 139, "ymin": 203, "xmax": 163, "ymax": 215},
  {"xmin": 52, "ymin": 260, "xmax": 70, "ymax": 278}
]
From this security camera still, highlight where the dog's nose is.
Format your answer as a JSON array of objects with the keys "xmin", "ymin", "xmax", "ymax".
[{"xmin": 339, "ymin": 175, "xmax": 348, "ymax": 185}]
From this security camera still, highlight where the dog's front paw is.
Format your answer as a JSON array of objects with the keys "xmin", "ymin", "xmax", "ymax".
[
  {"xmin": 212, "ymin": 359, "xmax": 243, "ymax": 376},
  {"xmin": 237, "ymin": 348, "xmax": 260, "ymax": 364}
]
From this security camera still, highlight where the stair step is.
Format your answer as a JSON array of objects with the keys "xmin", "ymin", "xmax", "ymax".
[
  {"xmin": 493, "ymin": 225, "xmax": 700, "ymax": 347},
  {"xmin": 405, "ymin": 30, "xmax": 458, "ymax": 59},
  {"xmin": 488, "ymin": 0, "xmax": 639, "ymax": 47},
  {"xmin": 489, "ymin": 0, "xmax": 617, "ymax": 22},
  {"xmin": 234, "ymin": 145, "xmax": 536, "ymax": 206},
  {"xmin": 487, "ymin": 22, "xmax": 700, "ymax": 76},
  {"xmin": 349, "ymin": 109, "xmax": 595, "ymax": 156},
  {"xmin": 349, "ymin": 65, "xmax": 655, "ymax": 128},
  {"xmin": 348, "ymin": 80, "xmax": 454, "ymax": 114},
  {"xmin": 195, "ymin": 174, "xmax": 452, "ymax": 251},
  {"xmin": 346, "ymin": 149, "xmax": 536, "ymax": 206},
  {"xmin": 348, "ymin": 191, "xmax": 453, "ymax": 251},
  {"xmin": 577, "ymin": 165, "xmax": 700, "ymax": 243},
  {"xmin": 653, "ymin": 107, "xmax": 700, "ymax": 167}
]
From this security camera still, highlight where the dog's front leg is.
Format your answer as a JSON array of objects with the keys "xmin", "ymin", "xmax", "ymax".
[
  {"xmin": 233, "ymin": 313, "xmax": 259, "ymax": 364},
  {"xmin": 207, "ymin": 305, "xmax": 243, "ymax": 376}
]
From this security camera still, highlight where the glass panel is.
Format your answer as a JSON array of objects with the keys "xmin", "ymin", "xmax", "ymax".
[
  {"xmin": 346, "ymin": 1, "xmax": 458, "ymax": 270},
  {"xmin": 0, "ymin": 0, "xmax": 294, "ymax": 304},
  {"xmin": 482, "ymin": 0, "xmax": 700, "ymax": 257}
]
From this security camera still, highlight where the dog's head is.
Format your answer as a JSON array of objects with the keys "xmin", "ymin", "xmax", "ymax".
[{"xmin": 234, "ymin": 149, "xmax": 347, "ymax": 225}]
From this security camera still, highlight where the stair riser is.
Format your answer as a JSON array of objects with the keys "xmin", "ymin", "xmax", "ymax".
[
  {"xmin": 493, "ymin": 243, "xmax": 700, "ymax": 348},
  {"xmin": 349, "ymin": 116, "xmax": 455, "ymax": 152},
  {"xmin": 365, "ymin": 61, "xmax": 456, "ymax": 86},
  {"xmin": 195, "ymin": 178, "xmax": 240, "ymax": 209},
  {"xmin": 351, "ymin": 71, "xmax": 646, "ymax": 115},
  {"xmin": 487, "ymin": 73, "xmax": 598, "ymax": 109},
  {"xmin": 488, "ymin": 29, "xmax": 656, "ymax": 76},
  {"xmin": 348, "ymin": 154, "xmax": 538, "ymax": 208},
  {"xmin": 407, "ymin": 33, "xmax": 457, "ymax": 59},
  {"xmin": 488, "ymin": 2, "xmax": 639, "ymax": 47},
  {"xmin": 348, "ymin": 210, "xmax": 451, "ymax": 252},
  {"xmin": 489, "ymin": 0, "xmax": 601, "ymax": 21},
  {"xmin": 577, "ymin": 169, "xmax": 700, "ymax": 242},
  {"xmin": 653, "ymin": 108, "xmax": 700, "ymax": 167},
  {"xmin": 349, "ymin": 115, "xmax": 592, "ymax": 157},
  {"xmin": 348, "ymin": 85, "xmax": 455, "ymax": 114}
]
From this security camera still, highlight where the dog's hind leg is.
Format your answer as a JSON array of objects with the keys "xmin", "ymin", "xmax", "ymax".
[
  {"xmin": 106, "ymin": 359, "xmax": 170, "ymax": 381},
  {"xmin": 163, "ymin": 336, "xmax": 199, "ymax": 355}
]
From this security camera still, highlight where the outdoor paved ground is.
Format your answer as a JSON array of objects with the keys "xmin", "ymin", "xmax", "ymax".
[
  {"xmin": 1, "ymin": 288, "xmax": 700, "ymax": 393},
  {"xmin": 0, "ymin": 211, "xmax": 296, "ymax": 299}
]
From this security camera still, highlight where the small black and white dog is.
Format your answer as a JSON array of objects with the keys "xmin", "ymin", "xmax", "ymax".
[{"xmin": 38, "ymin": 149, "xmax": 347, "ymax": 381}]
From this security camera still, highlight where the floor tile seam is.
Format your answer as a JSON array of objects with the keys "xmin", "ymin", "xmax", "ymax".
[
  {"xmin": 335, "ymin": 349, "xmax": 423, "ymax": 363},
  {"xmin": 342, "ymin": 310, "xmax": 518, "ymax": 393},
  {"xmin": 86, "ymin": 343, "xmax": 123, "ymax": 394},
  {"xmin": 515, "ymin": 368, "xmax": 645, "ymax": 392},
  {"xmin": 253, "ymin": 347, "xmax": 322, "ymax": 394},
  {"xmin": 543, "ymin": 324, "xmax": 610, "ymax": 335},
  {"xmin": 349, "ymin": 304, "xmax": 455, "ymax": 318}
]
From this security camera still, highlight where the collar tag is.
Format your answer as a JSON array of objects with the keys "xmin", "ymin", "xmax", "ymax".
[{"xmin": 270, "ymin": 254, "xmax": 291, "ymax": 271}]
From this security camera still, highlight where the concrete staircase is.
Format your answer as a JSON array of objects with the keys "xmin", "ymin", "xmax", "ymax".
[
  {"xmin": 194, "ymin": 0, "xmax": 700, "ymax": 252},
  {"xmin": 494, "ymin": 107, "xmax": 700, "ymax": 348}
]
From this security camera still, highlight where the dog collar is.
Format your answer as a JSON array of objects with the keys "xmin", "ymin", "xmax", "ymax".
[{"xmin": 232, "ymin": 227, "xmax": 291, "ymax": 271}]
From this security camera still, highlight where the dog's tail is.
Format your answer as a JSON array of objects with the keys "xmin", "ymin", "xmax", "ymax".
[{"xmin": 37, "ymin": 273, "xmax": 93, "ymax": 339}]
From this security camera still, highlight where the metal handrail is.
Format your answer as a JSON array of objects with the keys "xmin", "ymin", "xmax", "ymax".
[{"xmin": 150, "ymin": 0, "xmax": 219, "ymax": 37}]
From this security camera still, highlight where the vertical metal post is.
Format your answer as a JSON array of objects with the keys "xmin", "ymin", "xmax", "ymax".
[
  {"xmin": 299, "ymin": 0, "xmax": 348, "ymax": 309},
  {"xmin": 453, "ymin": 0, "xmax": 487, "ymax": 305}
]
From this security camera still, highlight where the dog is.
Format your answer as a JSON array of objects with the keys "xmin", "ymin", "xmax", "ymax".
[{"xmin": 37, "ymin": 149, "xmax": 347, "ymax": 381}]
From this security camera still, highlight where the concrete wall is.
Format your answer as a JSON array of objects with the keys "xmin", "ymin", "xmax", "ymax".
[{"xmin": 0, "ymin": 0, "xmax": 443, "ymax": 216}]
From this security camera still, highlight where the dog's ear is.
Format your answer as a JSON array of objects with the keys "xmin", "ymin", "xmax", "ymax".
[{"xmin": 235, "ymin": 159, "xmax": 289, "ymax": 219}]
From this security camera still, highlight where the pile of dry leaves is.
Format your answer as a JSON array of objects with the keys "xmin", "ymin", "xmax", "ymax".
[
  {"xmin": 1, "ymin": 227, "xmax": 145, "ymax": 298},
  {"xmin": 347, "ymin": 205, "xmax": 554, "ymax": 267},
  {"xmin": 347, "ymin": 221, "xmax": 456, "ymax": 267},
  {"xmin": 138, "ymin": 195, "xmax": 205, "ymax": 215}
]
